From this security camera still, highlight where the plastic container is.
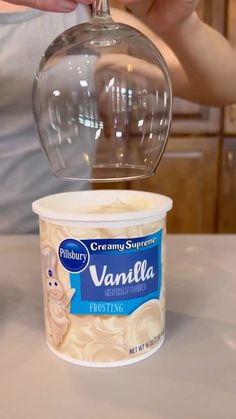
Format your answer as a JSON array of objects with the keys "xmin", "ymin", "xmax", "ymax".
[{"xmin": 32, "ymin": 190, "xmax": 172, "ymax": 367}]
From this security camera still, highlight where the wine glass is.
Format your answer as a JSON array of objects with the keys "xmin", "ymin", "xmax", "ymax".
[{"xmin": 33, "ymin": 0, "xmax": 172, "ymax": 182}]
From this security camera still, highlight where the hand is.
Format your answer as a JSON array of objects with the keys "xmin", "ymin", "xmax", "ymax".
[
  {"xmin": 120, "ymin": 0, "xmax": 199, "ymax": 35},
  {"xmin": 3, "ymin": 0, "xmax": 92, "ymax": 12}
]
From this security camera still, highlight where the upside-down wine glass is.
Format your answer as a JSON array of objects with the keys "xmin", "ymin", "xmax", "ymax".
[{"xmin": 33, "ymin": 0, "xmax": 172, "ymax": 182}]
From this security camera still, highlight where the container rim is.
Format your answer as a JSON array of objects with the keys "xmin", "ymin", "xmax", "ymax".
[{"xmin": 32, "ymin": 190, "xmax": 173, "ymax": 223}]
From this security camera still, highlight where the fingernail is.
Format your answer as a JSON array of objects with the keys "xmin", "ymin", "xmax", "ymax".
[{"xmin": 57, "ymin": 0, "xmax": 76, "ymax": 11}]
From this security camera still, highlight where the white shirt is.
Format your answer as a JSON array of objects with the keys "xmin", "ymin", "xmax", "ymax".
[{"xmin": 0, "ymin": 6, "xmax": 90, "ymax": 233}]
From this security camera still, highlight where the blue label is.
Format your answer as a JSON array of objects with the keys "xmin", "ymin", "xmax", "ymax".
[
  {"xmin": 58, "ymin": 238, "xmax": 89, "ymax": 273},
  {"xmin": 60, "ymin": 230, "xmax": 162, "ymax": 315}
]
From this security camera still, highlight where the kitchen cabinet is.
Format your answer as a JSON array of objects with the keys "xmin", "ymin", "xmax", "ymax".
[
  {"xmin": 218, "ymin": 138, "xmax": 236, "ymax": 232},
  {"xmin": 129, "ymin": 137, "xmax": 220, "ymax": 233},
  {"xmin": 219, "ymin": 0, "xmax": 236, "ymax": 232},
  {"xmin": 224, "ymin": 104, "xmax": 236, "ymax": 135}
]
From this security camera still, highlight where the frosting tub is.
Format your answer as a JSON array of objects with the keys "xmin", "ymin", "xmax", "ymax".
[{"xmin": 32, "ymin": 190, "xmax": 172, "ymax": 367}]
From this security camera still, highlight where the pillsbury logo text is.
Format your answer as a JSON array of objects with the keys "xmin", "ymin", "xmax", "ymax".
[{"xmin": 59, "ymin": 239, "xmax": 89, "ymax": 273}]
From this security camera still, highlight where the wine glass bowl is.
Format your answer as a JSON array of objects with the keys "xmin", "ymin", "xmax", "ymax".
[{"xmin": 33, "ymin": 4, "xmax": 172, "ymax": 181}]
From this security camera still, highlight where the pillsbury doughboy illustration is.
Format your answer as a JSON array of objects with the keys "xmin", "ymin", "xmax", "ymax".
[{"xmin": 41, "ymin": 246, "xmax": 75, "ymax": 347}]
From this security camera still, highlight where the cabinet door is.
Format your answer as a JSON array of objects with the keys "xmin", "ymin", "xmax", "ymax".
[
  {"xmin": 224, "ymin": 0, "xmax": 236, "ymax": 134},
  {"xmin": 172, "ymin": 0, "xmax": 225, "ymax": 134},
  {"xmin": 172, "ymin": 99, "xmax": 221, "ymax": 135},
  {"xmin": 129, "ymin": 137, "xmax": 220, "ymax": 233},
  {"xmin": 218, "ymin": 138, "xmax": 236, "ymax": 232}
]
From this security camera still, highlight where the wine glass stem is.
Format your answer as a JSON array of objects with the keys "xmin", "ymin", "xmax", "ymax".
[{"xmin": 92, "ymin": 0, "xmax": 112, "ymax": 20}]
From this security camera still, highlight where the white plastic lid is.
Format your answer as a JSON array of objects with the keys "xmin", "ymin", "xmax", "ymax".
[{"xmin": 32, "ymin": 190, "xmax": 172, "ymax": 223}]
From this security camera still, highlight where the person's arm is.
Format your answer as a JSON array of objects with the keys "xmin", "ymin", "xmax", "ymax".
[
  {"xmin": 117, "ymin": 0, "xmax": 236, "ymax": 106},
  {"xmin": 1, "ymin": 0, "xmax": 92, "ymax": 12}
]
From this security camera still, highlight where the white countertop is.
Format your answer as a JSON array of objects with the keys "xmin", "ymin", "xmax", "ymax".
[{"xmin": 0, "ymin": 235, "xmax": 235, "ymax": 419}]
